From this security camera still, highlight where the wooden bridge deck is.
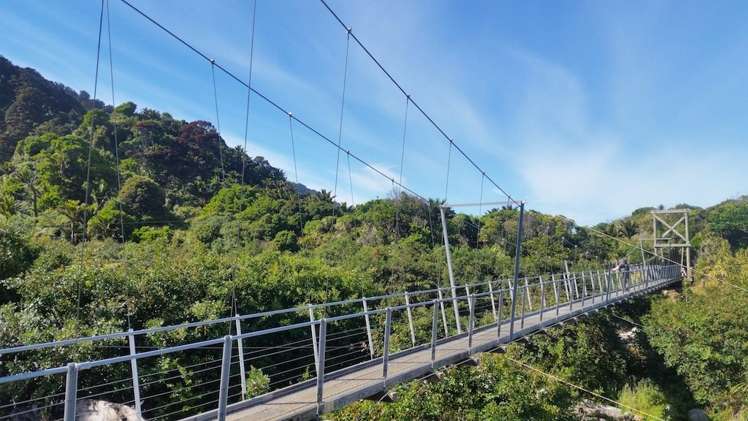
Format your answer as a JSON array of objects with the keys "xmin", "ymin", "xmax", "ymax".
[{"xmin": 185, "ymin": 277, "xmax": 675, "ymax": 421}]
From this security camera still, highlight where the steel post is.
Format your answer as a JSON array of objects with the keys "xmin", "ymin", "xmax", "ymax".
[
  {"xmin": 316, "ymin": 320, "xmax": 327, "ymax": 415},
  {"xmin": 217, "ymin": 335, "xmax": 232, "ymax": 421},
  {"xmin": 439, "ymin": 206, "xmax": 462, "ymax": 334},
  {"xmin": 497, "ymin": 288, "xmax": 503, "ymax": 338},
  {"xmin": 488, "ymin": 280, "xmax": 497, "ymax": 321},
  {"xmin": 430, "ymin": 300, "xmax": 438, "ymax": 368},
  {"xmin": 524, "ymin": 277, "xmax": 533, "ymax": 310},
  {"xmin": 581, "ymin": 272, "xmax": 586, "ymax": 307},
  {"xmin": 362, "ymin": 298, "xmax": 375, "ymax": 359},
  {"xmin": 308, "ymin": 305, "xmax": 319, "ymax": 373},
  {"xmin": 382, "ymin": 307, "xmax": 392, "ymax": 386},
  {"xmin": 552, "ymin": 273, "xmax": 560, "ymax": 317},
  {"xmin": 468, "ymin": 295, "xmax": 475, "ymax": 353},
  {"xmin": 404, "ymin": 292, "xmax": 416, "ymax": 346},
  {"xmin": 127, "ymin": 329, "xmax": 142, "ymax": 417},
  {"xmin": 437, "ymin": 288, "xmax": 449, "ymax": 337},
  {"xmin": 234, "ymin": 316, "xmax": 247, "ymax": 400},
  {"xmin": 539, "ymin": 276, "xmax": 545, "ymax": 323},
  {"xmin": 63, "ymin": 363, "xmax": 78, "ymax": 421},
  {"xmin": 508, "ymin": 202, "xmax": 525, "ymax": 340},
  {"xmin": 520, "ymin": 283, "xmax": 527, "ymax": 329}
]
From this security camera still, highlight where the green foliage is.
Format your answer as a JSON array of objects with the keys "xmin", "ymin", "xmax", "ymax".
[
  {"xmin": 706, "ymin": 197, "xmax": 748, "ymax": 249},
  {"xmin": 644, "ymin": 235, "xmax": 748, "ymax": 417},
  {"xmin": 246, "ymin": 366, "xmax": 270, "ymax": 398},
  {"xmin": 118, "ymin": 175, "xmax": 166, "ymax": 218},
  {"xmin": 507, "ymin": 313, "xmax": 633, "ymax": 397},
  {"xmin": 618, "ymin": 380, "xmax": 670, "ymax": 420},
  {"xmin": 332, "ymin": 354, "xmax": 575, "ymax": 420}
]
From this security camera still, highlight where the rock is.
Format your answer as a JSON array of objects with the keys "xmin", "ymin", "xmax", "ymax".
[
  {"xmin": 688, "ymin": 408, "xmax": 709, "ymax": 421},
  {"xmin": 618, "ymin": 326, "xmax": 639, "ymax": 341},
  {"xmin": 575, "ymin": 399, "xmax": 635, "ymax": 420},
  {"xmin": 76, "ymin": 399, "xmax": 143, "ymax": 421}
]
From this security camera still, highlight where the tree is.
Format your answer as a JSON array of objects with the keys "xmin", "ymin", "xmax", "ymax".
[{"xmin": 118, "ymin": 175, "xmax": 165, "ymax": 219}]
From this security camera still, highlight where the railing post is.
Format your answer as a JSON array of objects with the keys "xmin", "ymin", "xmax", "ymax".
[
  {"xmin": 539, "ymin": 276, "xmax": 545, "ymax": 323},
  {"xmin": 589, "ymin": 271, "xmax": 596, "ymax": 304},
  {"xmin": 63, "ymin": 363, "xmax": 78, "ymax": 421},
  {"xmin": 564, "ymin": 261, "xmax": 573, "ymax": 299},
  {"xmin": 316, "ymin": 319, "xmax": 327, "ymax": 415},
  {"xmin": 507, "ymin": 279, "xmax": 515, "ymax": 312},
  {"xmin": 520, "ymin": 282, "xmax": 527, "ymax": 329},
  {"xmin": 430, "ymin": 300, "xmax": 438, "ymax": 368},
  {"xmin": 382, "ymin": 307, "xmax": 392, "ymax": 387},
  {"xmin": 497, "ymin": 288, "xmax": 503, "ymax": 338},
  {"xmin": 127, "ymin": 329, "xmax": 142, "ymax": 417},
  {"xmin": 439, "ymin": 206, "xmax": 462, "ymax": 334},
  {"xmin": 581, "ymin": 272, "xmax": 587, "ymax": 307},
  {"xmin": 362, "ymin": 298, "xmax": 375, "ymax": 359},
  {"xmin": 234, "ymin": 316, "xmax": 247, "ymax": 400},
  {"xmin": 569, "ymin": 274, "xmax": 574, "ymax": 312},
  {"xmin": 616, "ymin": 271, "xmax": 622, "ymax": 294},
  {"xmin": 508, "ymin": 202, "xmax": 525, "ymax": 341},
  {"xmin": 217, "ymin": 335, "xmax": 232, "ymax": 421},
  {"xmin": 572, "ymin": 272, "xmax": 580, "ymax": 301},
  {"xmin": 309, "ymin": 304, "xmax": 319, "ymax": 373},
  {"xmin": 468, "ymin": 295, "xmax": 475, "ymax": 354},
  {"xmin": 404, "ymin": 292, "xmax": 416, "ymax": 347},
  {"xmin": 552, "ymin": 273, "xmax": 560, "ymax": 317},
  {"xmin": 488, "ymin": 280, "xmax": 497, "ymax": 321},
  {"xmin": 465, "ymin": 284, "xmax": 474, "ymax": 316},
  {"xmin": 437, "ymin": 288, "xmax": 449, "ymax": 337},
  {"xmin": 606, "ymin": 271, "xmax": 612, "ymax": 303},
  {"xmin": 524, "ymin": 277, "xmax": 533, "ymax": 311}
]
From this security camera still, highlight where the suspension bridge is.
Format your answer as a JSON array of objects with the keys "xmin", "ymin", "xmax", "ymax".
[
  {"xmin": 0, "ymin": 264, "xmax": 680, "ymax": 420},
  {"xmin": 0, "ymin": 0, "xmax": 691, "ymax": 420}
]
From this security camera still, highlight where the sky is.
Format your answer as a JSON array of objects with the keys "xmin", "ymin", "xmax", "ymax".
[{"xmin": 1, "ymin": 0, "xmax": 746, "ymax": 225}]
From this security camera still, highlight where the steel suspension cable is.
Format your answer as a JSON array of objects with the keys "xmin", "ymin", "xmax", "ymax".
[
  {"xmin": 117, "ymin": 0, "xmax": 432, "ymax": 207},
  {"xmin": 333, "ymin": 29, "xmax": 351, "ymax": 207},
  {"xmin": 346, "ymin": 151, "xmax": 354, "ymax": 206},
  {"xmin": 105, "ymin": 0, "xmax": 125, "ymax": 242},
  {"xmin": 395, "ymin": 95, "xmax": 409, "ymax": 237},
  {"xmin": 241, "ymin": 0, "xmax": 257, "ymax": 184},
  {"xmin": 318, "ymin": 0, "xmax": 521, "ymax": 207},
  {"xmin": 209, "ymin": 61, "xmax": 225, "ymax": 182},
  {"xmin": 504, "ymin": 356, "xmax": 664, "ymax": 421},
  {"xmin": 444, "ymin": 141, "xmax": 452, "ymax": 201},
  {"xmin": 288, "ymin": 114, "xmax": 304, "ymax": 233},
  {"xmin": 83, "ymin": 0, "xmax": 106, "ymax": 243}
]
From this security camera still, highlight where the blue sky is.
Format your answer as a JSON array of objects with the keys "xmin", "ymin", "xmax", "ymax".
[{"xmin": 2, "ymin": 0, "xmax": 746, "ymax": 225}]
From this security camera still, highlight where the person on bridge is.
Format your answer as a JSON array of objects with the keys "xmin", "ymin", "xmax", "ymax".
[{"xmin": 612, "ymin": 258, "xmax": 631, "ymax": 290}]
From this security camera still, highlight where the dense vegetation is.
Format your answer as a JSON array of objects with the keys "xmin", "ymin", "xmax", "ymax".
[{"xmin": 1, "ymin": 56, "xmax": 747, "ymax": 419}]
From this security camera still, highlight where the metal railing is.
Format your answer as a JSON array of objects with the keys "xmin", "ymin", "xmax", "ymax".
[{"xmin": 0, "ymin": 264, "xmax": 680, "ymax": 420}]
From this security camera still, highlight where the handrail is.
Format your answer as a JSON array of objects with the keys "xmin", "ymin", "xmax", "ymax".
[{"xmin": 0, "ymin": 271, "xmax": 599, "ymax": 356}]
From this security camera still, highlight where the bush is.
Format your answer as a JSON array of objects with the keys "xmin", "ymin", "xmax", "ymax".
[{"xmin": 618, "ymin": 380, "xmax": 669, "ymax": 420}]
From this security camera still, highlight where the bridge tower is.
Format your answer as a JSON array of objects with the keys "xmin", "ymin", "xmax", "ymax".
[{"xmin": 651, "ymin": 209, "xmax": 692, "ymax": 282}]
